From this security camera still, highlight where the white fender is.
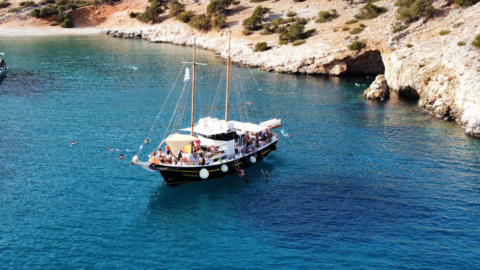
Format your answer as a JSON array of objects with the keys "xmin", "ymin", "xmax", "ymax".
[
  {"xmin": 250, "ymin": 156, "xmax": 256, "ymax": 163},
  {"xmin": 199, "ymin": 168, "xmax": 209, "ymax": 179},
  {"xmin": 221, "ymin": 164, "xmax": 228, "ymax": 172}
]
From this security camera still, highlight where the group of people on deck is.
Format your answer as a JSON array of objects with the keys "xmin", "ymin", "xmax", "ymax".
[
  {"xmin": 149, "ymin": 145, "xmax": 213, "ymax": 166},
  {"xmin": 237, "ymin": 128, "xmax": 275, "ymax": 155}
]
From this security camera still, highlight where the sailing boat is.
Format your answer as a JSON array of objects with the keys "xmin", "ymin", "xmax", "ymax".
[
  {"xmin": 0, "ymin": 53, "xmax": 7, "ymax": 76},
  {"xmin": 132, "ymin": 35, "xmax": 282, "ymax": 186}
]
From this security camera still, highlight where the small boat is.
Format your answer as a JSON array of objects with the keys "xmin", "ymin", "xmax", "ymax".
[
  {"xmin": 0, "ymin": 53, "xmax": 7, "ymax": 76},
  {"xmin": 132, "ymin": 34, "xmax": 282, "ymax": 186}
]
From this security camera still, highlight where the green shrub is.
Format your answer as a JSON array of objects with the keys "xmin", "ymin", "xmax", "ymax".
[
  {"xmin": 348, "ymin": 40, "xmax": 366, "ymax": 51},
  {"xmin": 454, "ymin": 0, "xmax": 479, "ymax": 6},
  {"xmin": 212, "ymin": 14, "xmax": 227, "ymax": 29},
  {"xmin": 136, "ymin": 0, "xmax": 164, "ymax": 23},
  {"xmin": 472, "ymin": 34, "xmax": 480, "ymax": 48},
  {"xmin": 395, "ymin": 0, "xmax": 433, "ymax": 23},
  {"xmin": 254, "ymin": 42, "xmax": 270, "ymax": 51},
  {"xmin": 261, "ymin": 24, "xmax": 273, "ymax": 35},
  {"xmin": 188, "ymin": 13, "xmax": 211, "ymax": 31},
  {"xmin": 169, "ymin": 0, "xmax": 184, "ymax": 17},
  {"xmin": 0, "ymin": 1, "xmax": 11, "ymax": 8},
  {"xmin": 286, "ymin": 10, "xmax": 296, "ymax": 17},
  {"xmin": 345, "ymin": 19, "xmax": 358, "ymax": 24},
  {"xmin": 177, "ymin": 10, "xmax": 193, "ymax": 22},
  {"xmin": 271, "ymin": 18, "xmax": 283, "ymax": 26},
  {"xmin": 292, "ymin": 40, "xmax": 306, "ymax": 46},
  {"xmin": 49, "ymin": 21, "xmax": 58, "ymax": 26},
  {"xmin": 457, "ymin": 41, "xmax": 465, "ymax": 46},
  {"xmin": 359, "ymin": 23, "xmax": 366, "ymax": 27},
  {"xmin": 342, "ymin": 26, "xmax": 350, "ymax": 31},
  {"xmin": 9, "ymin": 7, "xmax": 23, "ymax": 12},
  {"xmin": 355, "ymin": 1, "xmax": 388, "ymax": 20},
  {"xmin": 452, "ymin": 22, "xmax": 464, "ymax": 28},
  {"xmin": 243, "ymin": 29, "xmax": 253, "ymax": 35},
  {"xmin": 279, "ymin": 40, "xmax": 288, "ymax": 45},
  {"xmin": 19, "ymin": 1, "xmax": 35, "ymax": 6},
  {"xmin": 250, "ymin": 0, "xmax": 265, "ymax": 2},
  {"xmin": 283, "ymin": 17, "xmax": 295, "ymax": 23},
  {"xmin": 392, "ymin": 22, "xmax": 409, "ymax": 33},
  {"xmin": 207, "ymin": 0, "xmax": 238, "ymax": 16},
  {"xmin": 60, "ymin": 18, "xmax": 73, "ymax": 28},
  {"xmin": 349, "ymin": 27, "xmax": 364, "ymax": 34},
  {"xmin": 31, "ymin": 8, "xmax": 40, "ymax": 17},
  {"xmin": 316, "ymin": 9, "xmax": 339, "ymax": 23},
  {"xmin": 293, "ymin": 0, "xmax": 305, "ymax": 2},
  {"xmin": 279, "ymin": 21, "xmax": 315, "ymax": 42},
  {"xmin": 129, "ymin": 11, "xmax": 139, "ymax": 18},
  {"xmin": 406, "ymin": 43, "xmax": 413, "ymax": 47},
  {"xmin": 439, "ymin": 30, "xmax": 450, "ymax": 36},
  {"xmin": 242, "ymin": 5, "xmax": 270, "ymax": 30}
]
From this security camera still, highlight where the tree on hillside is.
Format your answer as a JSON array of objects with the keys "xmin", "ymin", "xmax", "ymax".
[
  {"xmin": 207, "ymin": 0, "xmax": 240, "ymax": 16},
  {"xmin": 242, "ymin": 6, "xmax": 270, "ymax": 30},
  {"xmin": 169, "ymin": 0, "xmax": 185, "ymax": 17}
]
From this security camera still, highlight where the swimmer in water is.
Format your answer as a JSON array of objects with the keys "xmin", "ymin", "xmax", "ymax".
[
  {"xmin": 144, "ymin": 139, "xmax": 151, "ymax": 144},
  {"xmin": 236, "ymin": 168, "xmax": 245, "ymax": 177},
  {"xmin": 262, "ymin": 169, "xmax": 270, "ymax": 182},
  {"xmin": 108, "ymin": 147, "xmax": 113, "ymax": 151},
  {"xmin": 120, "ymin": 154, "xmax": 124, "ymax": 160},
  {"xmin": 71, "ymin": 141, "xmax": 76, "ymax": 146}
]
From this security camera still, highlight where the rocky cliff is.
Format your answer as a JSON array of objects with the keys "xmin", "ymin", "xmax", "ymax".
[{"xmin": 1, "ymin": 0, "xmax": 479, "ymax": 136}]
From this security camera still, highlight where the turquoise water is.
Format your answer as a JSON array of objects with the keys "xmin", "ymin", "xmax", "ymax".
[{"xmin": 1, "ymin": 35, "xmax": 479, "ymax": 269}]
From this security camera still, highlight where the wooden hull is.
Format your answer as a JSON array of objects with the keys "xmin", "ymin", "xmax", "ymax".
[{"xmin": 150, "ymin": 141, "xmax": 278, "ymax": 186}]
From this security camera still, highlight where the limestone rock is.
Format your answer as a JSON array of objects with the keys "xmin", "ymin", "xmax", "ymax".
[{"xmin": 363, "ymin": 74, "xmax": 390, "ymax": 101}]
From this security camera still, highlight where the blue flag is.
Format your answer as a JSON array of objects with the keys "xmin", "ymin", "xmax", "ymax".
[{"xmin": 184, "ymin": 67, "xmax": 191, "ymax": 82}]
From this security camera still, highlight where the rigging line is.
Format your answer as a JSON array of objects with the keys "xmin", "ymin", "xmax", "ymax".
[
  {"xmin": 235, "ymin": 70, "xmax": 250, "ymax": 123},
  {"xmin": 157, "ymin": 74, "xmax": 191, "ymax": 150},
  {"xmin": 172, "ymin": 81, "xmax": 191, "ymax": 132},
  {"xmin": 135, "ymin": 63, "xmax": 186, "ymax": 157},
  {"xmin": 247, "ymin": 65, "xmax": 262, "ymax": 91},
  {"xmin": 209, "ymin": 68, "xmax": 226, "ymax": 117}
]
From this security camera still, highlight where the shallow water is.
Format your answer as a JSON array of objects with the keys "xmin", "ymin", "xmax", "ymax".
[{"xmin": 0, "ymin": 35, "xmax": 479, "ymax": 269}]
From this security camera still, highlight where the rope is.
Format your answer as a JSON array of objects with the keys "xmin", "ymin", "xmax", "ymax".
[
  {"xmin": 135, "ymin": 63, "xmax": 186, "ymax": 157},
  {"xmin": 247, "ymin": 65, "xmax": 262, "ymax": 91}
]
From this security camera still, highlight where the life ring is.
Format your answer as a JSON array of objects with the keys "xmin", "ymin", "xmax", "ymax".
[
  {"xmin": 250, "ymin": 156, "xmax": 256, "ymax": 163},
  {"xmin": 221, "ymin": 164, "xmax": 228, "ymax": 172}
]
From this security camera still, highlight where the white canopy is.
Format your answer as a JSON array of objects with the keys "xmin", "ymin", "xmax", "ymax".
[{"xmin": 165, "ymin": 133, "xmax": 197, "ymax": 153}]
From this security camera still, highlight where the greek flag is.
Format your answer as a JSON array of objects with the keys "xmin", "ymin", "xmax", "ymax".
[{"xmin": 184, "ymin": 67, "xmax": 191, "ymax": 82}]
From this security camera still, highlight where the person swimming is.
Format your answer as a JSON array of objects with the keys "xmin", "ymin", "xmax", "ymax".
[
  {"xmin": 120, "ymin": 154, "xmax": 124, "ymax": 160},
  {"xmin": 144, "ymin": 139, "xmax": 151, "ymax": 144},
  {"xmin": 71, "ymin": 141, "xmax": 76, "ymax": 146},
  {"xmin": 108, "ymin": 147, "xmax": 113, "ymax": 151}
]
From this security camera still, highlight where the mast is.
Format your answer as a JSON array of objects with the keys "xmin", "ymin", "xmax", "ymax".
[
  {"xmin": 191, "ymin": 39, "xmax": 196, "ymax": 136},
  {"xmin": 225, "ymin": 31, "xmax": 231, "ymax": 122}
]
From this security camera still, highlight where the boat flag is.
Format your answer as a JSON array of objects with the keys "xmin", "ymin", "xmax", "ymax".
[{"xmin": 184, "ymin": 67, "xmax": 191, "ymax": 82}]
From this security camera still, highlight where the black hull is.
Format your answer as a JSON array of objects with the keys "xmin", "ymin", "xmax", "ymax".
[{"xmin": 150, "ymin": 141, "xmax": 278, "ymax": 186}]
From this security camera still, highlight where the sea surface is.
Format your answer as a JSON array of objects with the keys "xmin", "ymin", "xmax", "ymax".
[{"xmin": 0, "ymin": 35, "xmax": 479, "ymax": 269}]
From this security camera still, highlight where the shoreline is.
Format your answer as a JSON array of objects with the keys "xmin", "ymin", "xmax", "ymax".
[{"xmin": 0, "ymin": 27, "xmax": 101, "ymax": 37}]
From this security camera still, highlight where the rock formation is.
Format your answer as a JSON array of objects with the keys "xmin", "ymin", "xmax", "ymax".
[{"xmin": 363, "ymin": 74, "xmax": 390, "ymax": 101}]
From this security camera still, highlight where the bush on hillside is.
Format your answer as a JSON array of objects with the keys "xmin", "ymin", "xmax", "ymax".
[
  {"xmin": 392, "ymin": 22, "xmax": 409, "ymax": 33},
  {"xmin": 188, "ymin": 13, "xmax": 211, "ymax": 31},
  {"xmin": 457, "ymin": 41, "xmax": 465, "ymax": 46},
  {"xmin": 439, "ymin": 30, "xmax": 450, "ymax": 36},
  {"xmin": 60, "ymin": 18, "xmax": 73, "ymax": 28},
  {"xmin": 354, "ymin": 1, "xmax": 388, "ymax": 20},
  {"xmin": 454, "ymin": 0, "xmax": 479, "ymax": 6},
  {"xmin": 212, "ymin": 14, "xmax": 227, "ymax": 29},
  {"xmin": 129, "ymin": 11, "xmax": 140, "ymax": 18},
  {"xmin": 169, "ymin": 0, "xmax": 184, "ymax": 17},
  {"xmin": 342, "ymin": 26, "xmax": 350, "ymax": 31},
  {"xmin": 250, "ymin": 0, "xmax": 266, "ymax": 2},
  {"xmin": 406, "ymin": 43, "xmax": 413, "ymax": 47},
  {"xmin": 136, "ymin": 0, "xmax": 164, "ymax": 23},
  {"xmin": 207, "ymin": 0, "xmax": 239, "ymax": 16},
  {"xmin": 0, "ymin": 1, "xmax": 11, "ymax": 8},
  {"xmin": 242, "ymin": 5, "xmax": 270, "ymax": 30},
  {"xmin": 472, "ymin": 34, "xmax": 480, "ymax": 48},
  {"xmin": 395, "ymin": 0, "xmax": 433, "ymax": 23},
  {"xmin": 345, "ymin": 19, "xmax": 358, "ymax": 24},
  {"xmin": 243, "ymin": 29, "xmax": 253, "ymax": 35},
  {"xmin": 348, "ymin": 40, "xmax": 366, "ymax": 51},
  {"xmin": 254, "ymin": 42, "xmax": 270, "ymax": 51},
  {"xmin": 177, "ymin": 10, "xmax": 193, "ymax": 22},
  {"xmin": 349, "ymin": 27, "xmax": 364, "ymax": 34},
  {"xmin": 316, "ymin": 10, "xmax": 339, "ymax": 23},
  {"xmin": 286, "ymin": 10, "xmax": 296, "ymax": 17},
  {"xmin": 279, "ymin": 21, "xmax": 315, "ymax": 42},
  {"xmin": 49, "ymin": 21, "xmax": 58, "ymax": 26},
  {"xmin": 292, "ymin": 40, "xmax": 306, "ymax": 46}
]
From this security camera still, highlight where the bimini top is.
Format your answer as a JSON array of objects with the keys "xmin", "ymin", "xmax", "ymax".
[
  {"xmin": 180, "ymin": 117, "xmax": 269, "ymax": 135},
  {"xmin": 165, "ymin": 133, "xmax": 197, "ymax": 153}
]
